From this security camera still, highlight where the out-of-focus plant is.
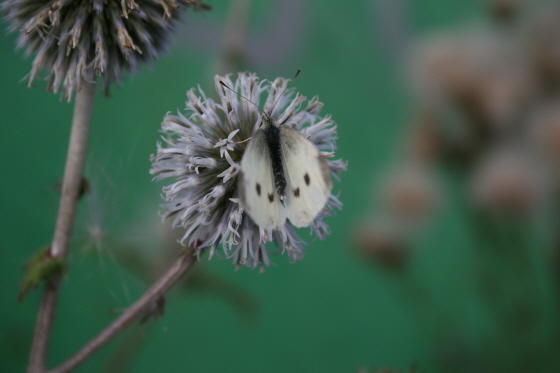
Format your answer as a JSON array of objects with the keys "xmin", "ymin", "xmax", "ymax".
[{"xmin": 355, "ymin": 1, "xmax": 560, "ymax": 372}]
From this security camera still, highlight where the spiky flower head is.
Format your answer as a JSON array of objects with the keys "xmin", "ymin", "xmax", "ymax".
[
  {"xmin": 150, "ymin": 72, "xmax": 346, "ymax": 269},
  {"xmin": 2, "ymin": 0, "xmax": 210, "ymax": 101}
]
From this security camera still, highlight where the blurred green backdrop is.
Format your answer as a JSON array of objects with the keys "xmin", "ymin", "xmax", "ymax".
[{"xmin": 0, "ymin": 1, "xmax": 519, "ymax": 372}]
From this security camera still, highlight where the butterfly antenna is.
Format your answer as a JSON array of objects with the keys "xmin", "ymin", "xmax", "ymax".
[
  {"xmin": 219, "ymin": 80, "xmax": 261, "ymax": 111},
  {"xmin": 269, "ymin": 69, "xmax": 301, "ymax": 115}
]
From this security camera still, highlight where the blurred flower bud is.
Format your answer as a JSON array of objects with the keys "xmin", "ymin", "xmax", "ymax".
[
  {"xmin": 404, "ymin": 111, "xmax": 444, "ymax": 163},
  {"xmin": 354, "ymin": 218, "xmax": 409, "ymax": 270},
  {"xmin": 380, "ymin": 165, "xmax": 442, "ymax": 226},
  {"xmin": 528, "ymin": 100, "xmax": 560, "ymax": 169},
  {"xmin": 410, "ymin": 26, "xmax": 537, "ymax": 137},
  {"xmin": 471, "ymin": 147, "xmax": 548, "ymax": 216},
  {"xmin": 529, "ymin": 4, "xmax": 560, "ymax": 88},
  {"xmin": 488, "ymin": 0, "xmax": 519, "ymax": 22},
  {"xmin": 409, "ymin": 33, "xmax": 476, "ymax": 108}
]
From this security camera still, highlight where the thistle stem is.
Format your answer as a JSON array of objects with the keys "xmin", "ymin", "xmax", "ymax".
[
  {"xmin": 27, "ymin": 80, "xmax": 95, "ymax": 373},
  {"xmin": 48, "ymin": 247, "xmax": 197, "ymax": 373},
  {"xmin": 51, "ymin": 82, "xmax": 95, "ymax": 259}
]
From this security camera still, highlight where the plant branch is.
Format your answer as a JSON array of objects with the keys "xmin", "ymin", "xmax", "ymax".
[
  {"xmin": 27, "ymin": 80, "xmax": 96, "ymax": 373},
  {"xmin": 47, "ymin": 246, "xmax": 197, "ymax": 373},
  {"xmin": 51, "ymin": 82, "xmax": 95, "ymax": 259}
]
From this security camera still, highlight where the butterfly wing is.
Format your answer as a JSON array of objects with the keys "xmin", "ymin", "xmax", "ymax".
[
  {"xmin": 238, "ymin": 130, "xmax": 287, "ymax": 230},
  {"xmin": 279, "ymin": 125, "xmax": 332, "ymax": 228}
]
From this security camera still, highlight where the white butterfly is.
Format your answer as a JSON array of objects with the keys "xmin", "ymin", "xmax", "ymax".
[{"xmin": 238, "ymin": 112, "xmax": 332, "ymax": 230}]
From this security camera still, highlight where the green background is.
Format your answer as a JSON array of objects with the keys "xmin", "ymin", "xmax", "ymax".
[{"xmin": 0, "ymin": 1, "xmax": 504, "ymax": 372}]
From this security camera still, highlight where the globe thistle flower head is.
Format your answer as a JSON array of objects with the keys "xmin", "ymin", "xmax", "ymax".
[
  {"xmin": 150, "ymin": 72, "xmax": 346, "ymax": 269},
  {"xmin": 2, "ymin": 0, "xmax": 210, "ymax": 101}
]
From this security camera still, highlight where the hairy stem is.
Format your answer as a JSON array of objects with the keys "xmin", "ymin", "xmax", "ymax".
[
  {"xmin": 27, "ymin": 81, "xmax": 95, "ymax": 373},
  {"xmin": 48, "ymin": 247, "xmax": 197, "ymax": 373}
]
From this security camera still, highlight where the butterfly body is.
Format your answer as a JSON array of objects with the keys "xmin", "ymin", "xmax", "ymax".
[
  {"xmin": 262, "ymin": 115, "xmax": 287, "ymax": 200},
  {"xmin": 238, "ymin": 113, "xmax": 332, "ymax": 230}
]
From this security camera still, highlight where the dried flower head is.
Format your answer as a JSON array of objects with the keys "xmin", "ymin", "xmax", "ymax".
[
  {"xmin": 488, "ymin": 0, "xmax": 519, "ymax": 22},
  {"xmin": 530, "ymin": 3, "xmax": 560, "ymax": 87},
  {"xmin": 2, "ymin": 0, "xmax": 210, "ymax": 101},
  {"xmin": 529, "ymin": 100, "xmax": 560, "ymax": 168},
  {"xmin": 380, "ymin": 164, "xmax": 441, "ymax": 226},
  {"xmin": 410, "ymin": 27, "xmax": 537, "ymax": 133},
  {"xmin": 353, "ymin": 218, "xmax": 409, "ymax": 270},
  {"xmin": 404, "ymin": 112, "xmax": 444, "ymax": 163},
  {"xmin": 471, "ymin": 146, "xmax": 548, "ymax": 216},
  {"xmin": 150, "ymin": 72, "xmax": 346, "ymax": 269}
]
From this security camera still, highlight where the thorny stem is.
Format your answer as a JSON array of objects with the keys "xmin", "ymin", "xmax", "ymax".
[
  {"xmin": 27, "ymin": 80, "xmax": 95, "ymax": 373},
  {"xmin": 48, "ymin": 247, "xmax": 197, "ymax": 373}
]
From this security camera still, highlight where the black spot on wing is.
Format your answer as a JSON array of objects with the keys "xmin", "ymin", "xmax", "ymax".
[
  {"xmin": 268, "ymin": 193, "xmax": 274, "ymax": 202},
  {"xmin": 256, "ymin": 183, "xmax": 261, "ymax": 196},
  {"xmin": 304, "ymin": 173, "xmax": 310, "ymax": 186},
  {"xmin": 293, "ymin": 188, "xmax": 300, "ymax": 197}
]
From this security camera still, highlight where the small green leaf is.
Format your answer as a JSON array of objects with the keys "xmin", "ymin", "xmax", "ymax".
[{"xmin": 19, "ymin": 246, "xmax": 68, "ymax": 301}]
